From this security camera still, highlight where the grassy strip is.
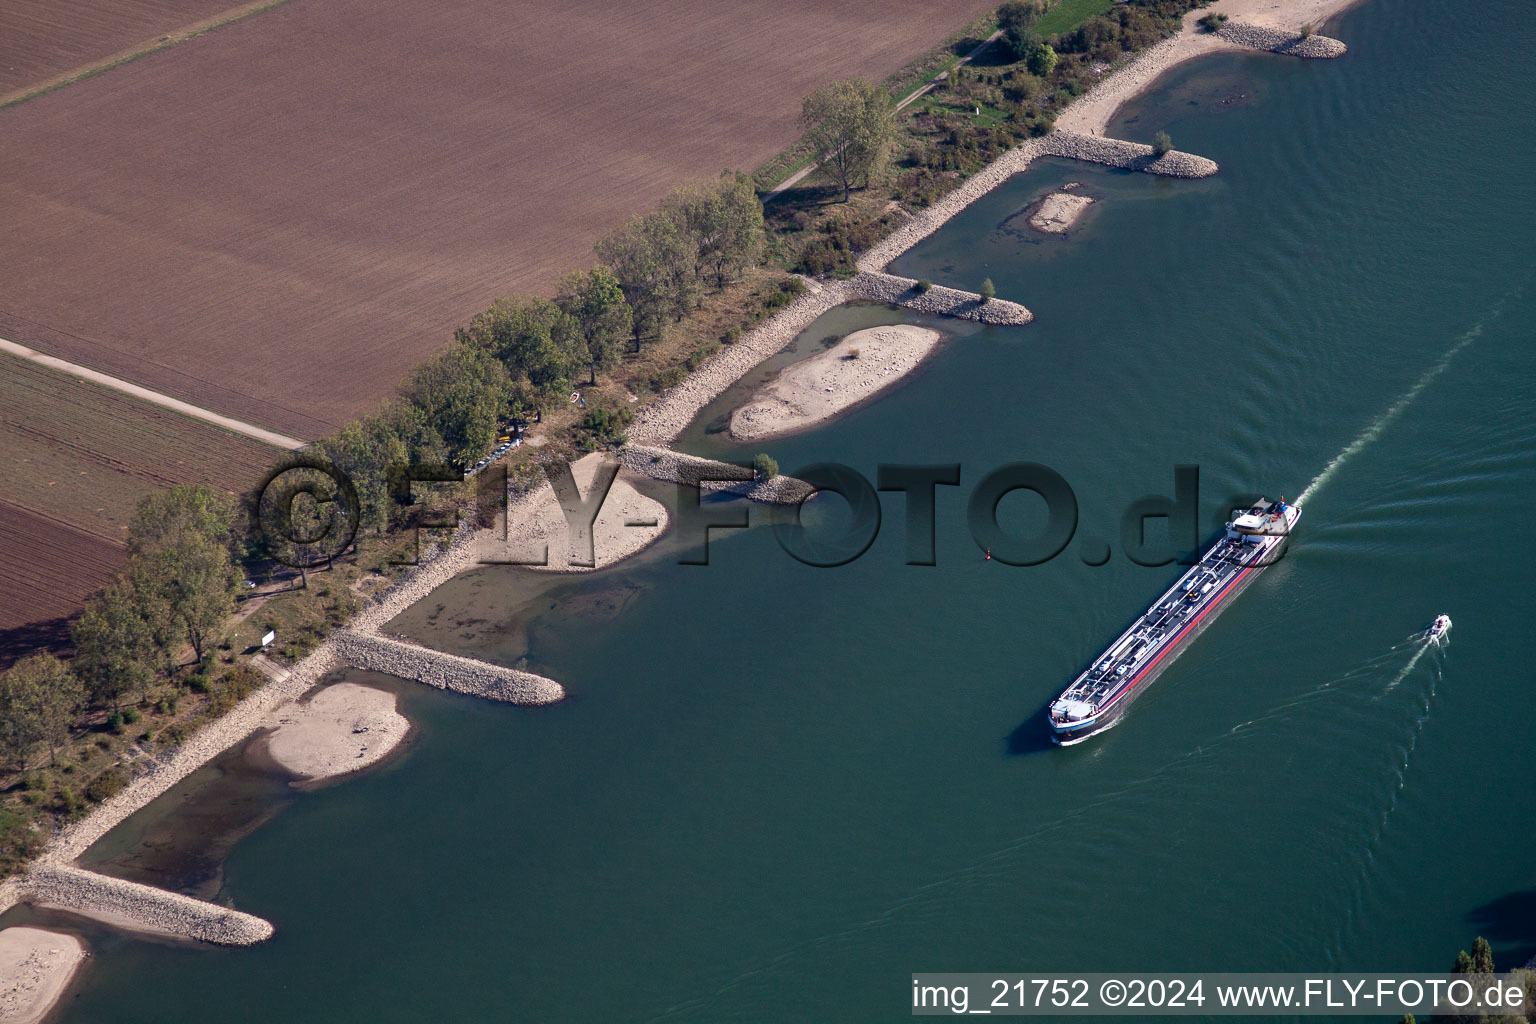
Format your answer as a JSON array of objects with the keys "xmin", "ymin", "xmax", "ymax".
[
  {"xmin": 1036, "ymin": 0, "xmax": 1120, "ymax": 36},
  {"xmin": 0, "ymin": 0, "xmax": 293, "ymax": 111}
]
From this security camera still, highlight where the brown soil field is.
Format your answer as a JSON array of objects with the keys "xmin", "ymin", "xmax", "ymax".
[
  {"xmin": 0, "ymin": 503, "xmax": 123, "ymax": 665},
  {"xmin": 0, "ymin": 352, "xmax": 280, "ymax": 656},
  {"xmin": 0, "ymin": 0, "xmax": 995, "ymax": 441},
  {"xmin": 0, "ymin": 0, "xmax": 252, "ymax": 99}
]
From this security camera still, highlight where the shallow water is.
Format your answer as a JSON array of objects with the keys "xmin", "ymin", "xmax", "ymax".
[{"xmin": 52, "ymin": 1, "xmax": 1536, "ymax": 1020}]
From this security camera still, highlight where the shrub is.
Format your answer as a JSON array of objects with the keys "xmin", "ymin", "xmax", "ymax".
[
  {"xmin": 684, "ymin": 342, "xmax": 720, "ymax": 371},
  {"xmin": 86, "ymin": 766, "xmax": 127, "ymax": 803},
  {"xmin": 844, "ymin": 348, "xmax": 861, "ymax": 360},
  {"xmin": 721, "ymin": 325, "xmax": 742, "ymax": 344},
  {"xmin": 581, "ymin": 406, "xmax": 634, "ymax": 446},
  {"xmin": 913, "ymin": 278, "xmax": 933, "ymax": 294},
  {"xmin": 1199, "ymin": 12, "xmax": 1227, "ymax": 31},
  {"xmin": 1300, "ymin": 22, "xmax": 1315, "ymax": 37},
  {"xmin": 123, "ymin": 708, "xmax": 141, "ymax": 725},
  {"xmin": 754, "ymin": 453, "xmax": 779, "ymax": 481},
  {"xmin": 1025, "ymin": 40, "xmax": 1057, "ymax": 78},
  {"xmin": 107, "ymin": 713, "xmax": 125, "ymax": 734},
  {"xmin": 650, "ymin": 367, "xmax": 687, "ymax": 392},
  {"xmin": 1152, "ymin": 130, "xmax": 1173, "ymax": 157},
  {"xmin": 980, "ymin": 278, "xmax": 996, "ymax": 302}
]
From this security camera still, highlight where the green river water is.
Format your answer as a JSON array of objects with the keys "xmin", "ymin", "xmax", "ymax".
[{"xmin": 46, "ymin": 0, "xmax": 1536, "ymax": 1019}]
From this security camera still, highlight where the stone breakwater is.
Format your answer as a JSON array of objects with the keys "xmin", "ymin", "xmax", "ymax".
[
  {"xmin": 620, "ymin": 445, "xmax": 814, "ymax": 504},
  {"xmin": 850, "ymin": 272, "xmax": 1033, "ymax": 325},
  {"xmin": 0, "ymin": 513, "xmax": 566, "ymax": 927},
  {"xmin": 332, "ymin": 631, "xmax": 564, "ymax": 705},
  {"xmin": 1218, "ymin": 22, "xmax": 1347, "ymax": 57},
  {"xmin": 26, "ymin": 863, "xmax": 274, "ymax": 946},
  {"xmin": 857, "ymin": 139, "xmax": 1046, "ymax": 273},
  {"xmin": 1039, "ymin": 130, "xmax": 1220, "ymax": 178},
  {"xmin": 627, "ymin": 279, "xmax": 853, "ymax": 446}
]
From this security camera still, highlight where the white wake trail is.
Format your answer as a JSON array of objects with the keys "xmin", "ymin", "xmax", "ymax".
[
  {"xmin": 1378, "ymin": 634, "xmax": 1435, "ymax": 697},
  {"xmin": 1297, "ymin": 326, "xmax": 1480, "ymax": 505}
]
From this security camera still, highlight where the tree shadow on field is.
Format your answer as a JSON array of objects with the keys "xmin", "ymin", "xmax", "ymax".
[
  {"xmin": 0, "ymin": 615, "xmax": 74, "ymax": 669},
  {"xmin": 966, "ymin": 41, "xmax": 1014, "ymax": 68},
  {"xmin": 1466, "ymin": 889, "xmax": 1536, "ymax": 970}
]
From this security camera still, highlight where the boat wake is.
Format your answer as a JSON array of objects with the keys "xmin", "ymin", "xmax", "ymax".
[
  {"xmin": 1377, "ymin": 630, "xmax": 1443, "ymax": 698},
  {"xmin": 1297, "ymin": 279, "xmax": 1527, "ymax": 507},
  {"xmin": 1297, "ymin": 328, "xmax": 1479, "ymax": 506},
  {"xmin": 1328, "ymin": 635, "xmax": 1446, "ymax": 965}
]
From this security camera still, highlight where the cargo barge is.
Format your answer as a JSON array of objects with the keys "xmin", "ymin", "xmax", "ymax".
[{"xmin": 1049, "ymin": 497, "xmax": 1301, "ymax": 745}]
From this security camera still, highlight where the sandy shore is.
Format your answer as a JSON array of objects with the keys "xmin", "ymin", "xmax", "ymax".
[
  {"xmin": 261, "ymin": 683, "xmax": 409, "ymax": 780},
  {"xmin": 481, "ymin": 452, "xmax": 670, "ymax": 571},
  {"xmin": 1058, "ymin": 0, "xmax": 1360, "ymax": 134},
  {"xmin": 0, "ymin": 927, "xmax": 85, "ymax": 1024},
  {"xmin": 1029, "ymin": 187, "xmax": 1095, "ymax": 233},
  {"xmin": 729, "ymin": 325, "xmax": 941, "ymax": 441}
]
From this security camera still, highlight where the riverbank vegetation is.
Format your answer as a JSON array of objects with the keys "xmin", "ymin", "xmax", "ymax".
[
  {"xmin": 1397, "ymin": 937, "xmax": 1535, "ymax": 1024},
  {"xmin": 1, "ymin": 0, "xmax": 1212, "ymax": 876}
]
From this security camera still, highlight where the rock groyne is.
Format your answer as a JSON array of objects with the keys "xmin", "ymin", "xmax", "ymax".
[
  {"xmin": 850, "ymin": 272, "xmax": 1033, "ymax": 325},
  {"xmin": 332, "ymin": 631, "xmax": 564, "ymax": 705},
  {"xmin": 619, "ymin": 446, "xmax": 814, "ymax": 504},
  {"xmin": 1218, "ymin": 22, "xmax": 1347, "ymax": 58},
  {"xmin": 27, "ymin": 864, "xmax": 274, "ymax": 946},
  {"xmin": 1041, "ymin": 130, "xmax": 1220, "ymax": 178}
]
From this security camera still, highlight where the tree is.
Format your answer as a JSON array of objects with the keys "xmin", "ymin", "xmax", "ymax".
[
  {"xmin": 400, "ymin": 343, "xmax": 513, "ymax": 466},
  {"xmin": 152, "ymin": 535, "xmax": 240, "ymax": 664},
  {"xmin": 980, "ymin": 277, "xmax": 996, "ymax": 302},
  {"xmin": 663, "ymin": 175, "xmax": 765, "ymax": 289},
  {"xmin": 1153, "ymin": 130, "xmax": 1173, "ymax": 157},
  {"xmin": 317, "ymin": 413, "xmax": 413, "ymax": 536},
  {"xmin": 0, "ymin": 654, "xmax": 82, "ymax": 771},
  {"xmin": 72, "ymin": 576, "xmax": 157, "ymax": 710},
  {"xmin": 596, "ymin": 211, "xmax": 701, "ymax": 344},
  {"xmin": 1025, "ymin": 39, "xmax": 1057, "ymax": 77},
  {"xmin": 556, "ymin": 267, "xmax": 632, "ymax": 385},
  {"xmin": 127, "ymin": 484, "xmax": 234, "ymax": 557},
  {"xmin": 754, "ymin": 453, "xmax": 779, "ymax": 481},
  {"xmin": 460, "ymin": 295, "xmax": 582, "ymax": 415},
  {"xmin": 797, "ymin": 78, "xmax": 895, "ymax": 202},
  {"xmin": 997, "ymin": 0, "xmax": 1046, "ymax": 33},
  {"xmin": 998, "ymin": 1, "xmax": 1050, "ymax": 64}
]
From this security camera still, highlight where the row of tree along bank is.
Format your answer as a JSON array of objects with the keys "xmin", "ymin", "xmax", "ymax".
[{"xmin": 1, "ymin": 0, "xmax": 1211, "ymax": 876}]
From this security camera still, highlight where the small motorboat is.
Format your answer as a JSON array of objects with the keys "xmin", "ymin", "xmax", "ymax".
[{"xmin": 1427, "ymin": 614, "xmax": 1452, "ymax": 644}]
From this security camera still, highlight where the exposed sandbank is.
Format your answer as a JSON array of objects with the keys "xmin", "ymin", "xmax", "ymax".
[
  {"xmin": 729, "ymin": 325, "xmax": 942, "ymax": 441},
  {"xmin": 260, "ymin": 683, "xmax": 409, "ymax": 780},
  {"xmin": 0, "ymin": 927, "xmax": 85, "ymax": 1024},
  {"xmin": 484, "ymin": 452, "xmax": 670, "ymax": 572},
  {"xmin": 1029, "ymin": 187, "xmax": 1095, "ymax": 234}
]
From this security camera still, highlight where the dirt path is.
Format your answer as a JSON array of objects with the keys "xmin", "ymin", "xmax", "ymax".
[
  {"xmin": 0, "ymin": 0, "xmax": 291, "ymax": 109},
  {"xmin": 763, "ymin": 30, "xmax": 1003, "ymax": 202},
  {"xmin": 0, "ymin": 337, "xmax": 304, "ymax": 450}
]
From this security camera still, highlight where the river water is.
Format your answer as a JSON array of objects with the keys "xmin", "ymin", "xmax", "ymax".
[{"xmin": 56, "ymin": 0, "xmax": 1536, "ymax": 1019}]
